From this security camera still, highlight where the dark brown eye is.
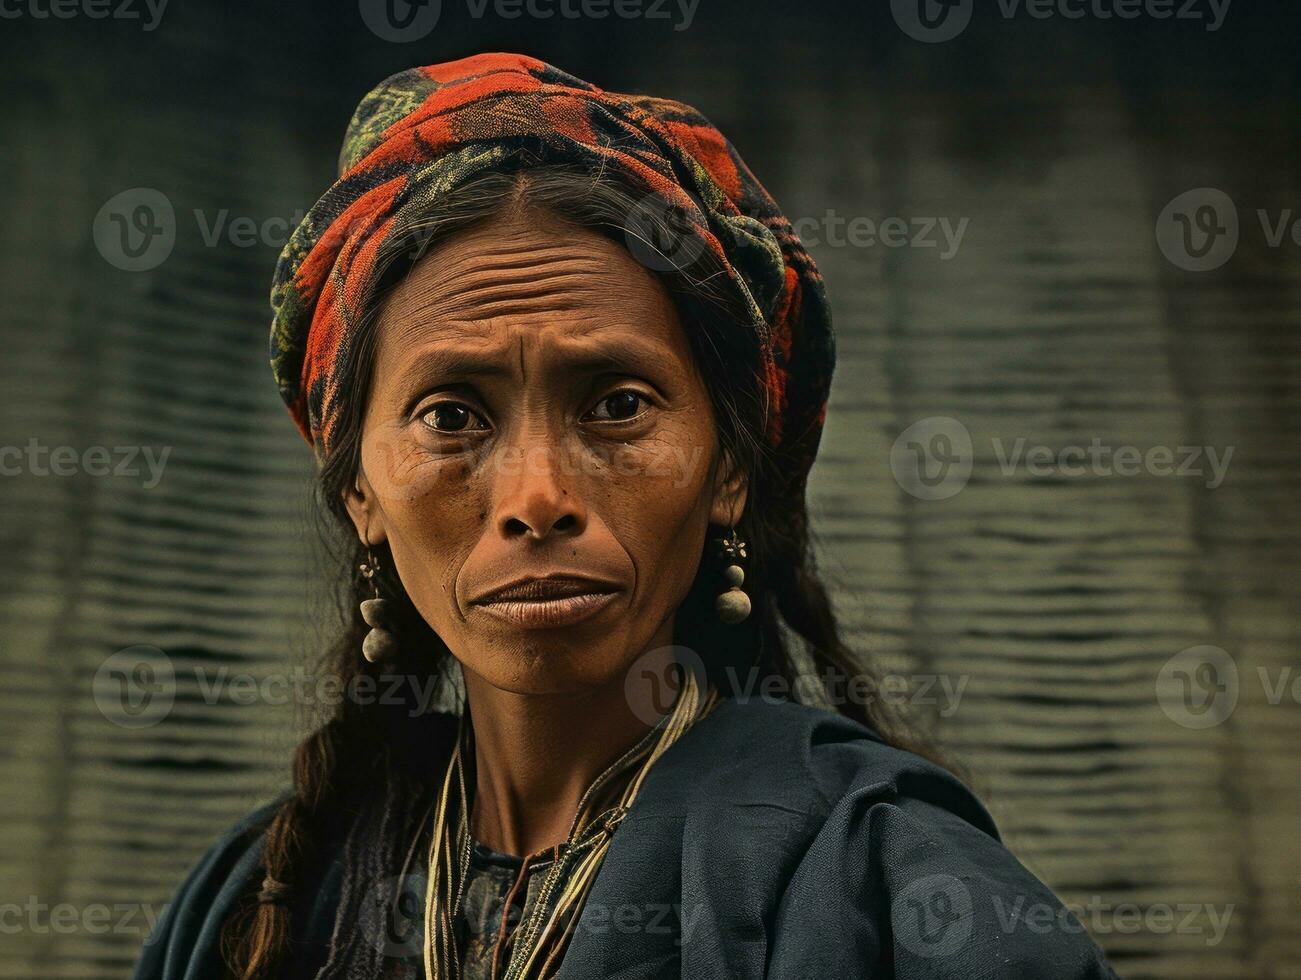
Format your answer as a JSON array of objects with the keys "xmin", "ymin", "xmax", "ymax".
[
  {"xmin": 589, "ymin": 390, "xmax": 646, "ymax": 422},
  {"xmin": 421, "ymin": 402, "xmax": 484, "ymax": 433}
]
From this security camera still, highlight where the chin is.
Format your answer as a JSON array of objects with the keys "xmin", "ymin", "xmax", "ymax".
[{"xmin": 460, "ymin": 633, "xmax": 635, "ymax": 698}]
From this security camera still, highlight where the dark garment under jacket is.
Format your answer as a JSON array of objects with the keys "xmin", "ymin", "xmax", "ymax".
[{"xmin": 130, "ymin": 697, "xmax": 1121, "ymax": 979}]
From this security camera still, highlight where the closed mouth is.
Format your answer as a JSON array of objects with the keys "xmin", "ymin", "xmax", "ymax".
[{"xmin": 472, "ymin": 576, "xmax": 622, "ymax": 605}]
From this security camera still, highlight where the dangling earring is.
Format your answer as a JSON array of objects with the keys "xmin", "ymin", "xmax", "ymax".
[
  {"xmin": 358, "ymin": 549, "xmax": 397, "ymax": 664},
  {"xmin": 713, "ymin": 526, "xmax": 751, "ymax": 625}
]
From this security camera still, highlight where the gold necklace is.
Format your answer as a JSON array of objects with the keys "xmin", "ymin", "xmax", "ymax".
[{"xmin": 420, "ymin": 669, "xmax": 716, "ymax": 980}]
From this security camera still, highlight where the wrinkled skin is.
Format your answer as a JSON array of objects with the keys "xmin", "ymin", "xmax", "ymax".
[{"xmin": 343, "ymin": 204, "xmax": 747, "ymax": 853}]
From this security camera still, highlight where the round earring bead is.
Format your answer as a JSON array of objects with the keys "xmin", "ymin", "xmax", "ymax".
[
  {"xmin": 723, "ymin": 564, "xmax": 745, "ymax": 588},
  {"xmin": 360, "ymin": 597, "xmax": 390, "ymax": 629},
  {"xmin": 716, "ymin": 588, "xmax": 751, "ymax": 624},
  {"xmin": 362, "ymin": 627, "xmax": 397, "ymax": 664}
]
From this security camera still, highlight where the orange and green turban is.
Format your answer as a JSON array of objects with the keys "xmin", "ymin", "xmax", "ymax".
[{"xmin": 269, "ymin": 52, "xmax": 834, "ymax": 493}]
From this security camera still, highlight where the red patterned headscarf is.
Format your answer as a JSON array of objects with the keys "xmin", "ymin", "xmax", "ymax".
[{"xmin": 270, "ymin": 52, "xmax": 834, "ymax": 493}]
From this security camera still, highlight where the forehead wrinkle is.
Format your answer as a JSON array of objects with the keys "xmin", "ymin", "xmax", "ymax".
[
  {"xmin": 382, "ymin": 205, "xmax": 672, "ymax": 324},
  {"xmin": 463, "ymin": 239, "xmax": 607, "ymax": 268},
  {"xmin": 443, "ymin": 249, "xmax": 613, "ymax": 284},
  {"xmin": 385, "ymin": 307, "xmax": 645, "ymax": 372},
  {"xmin": 429, "ymin": 222, "xmax": 612, "ymax": 275},
  {"xmin": 439, "ymin": 250, "xmax": 612, "ymax": 284},
  {"xmin": 374, "ymin": 213, "xmax": 686, "ymax": 390},
  {"xmin": 386, "ymin": 315, "xmax": 682, "ymax": 393},
  {"xmin": 385, "ymin": 249, "xmax": 630, "ymax": 324},
  {"xmin": 443, "ymin": 271, "xmax": 614, "ymax": 317}
]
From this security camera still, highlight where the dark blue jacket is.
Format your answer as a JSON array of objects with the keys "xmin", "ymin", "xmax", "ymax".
[{"xmin": 131, "ymin": 697, "xmax": 1120, "ymax": 979}]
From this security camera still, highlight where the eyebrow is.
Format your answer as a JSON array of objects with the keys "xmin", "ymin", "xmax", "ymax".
[{"xmin": 392, "ymin": 334, "xmax": 673, "ymax": 399}]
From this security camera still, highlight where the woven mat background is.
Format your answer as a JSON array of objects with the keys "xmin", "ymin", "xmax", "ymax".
[{"xmin": 1, "ymin": 4, "xmax": 1297, "ymax": 977}]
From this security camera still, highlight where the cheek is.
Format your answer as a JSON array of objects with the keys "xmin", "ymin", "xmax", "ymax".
[
  {"xmin": 596, "ymin": 419, "xmax": 715, "ymax": 590},
  {"xmin": 363, "ymin": 427, "xmax": 475, "ymax": 506},
  {"xmin": 363, "ymin": 427, "xmax": 487, "ymax": 610}
]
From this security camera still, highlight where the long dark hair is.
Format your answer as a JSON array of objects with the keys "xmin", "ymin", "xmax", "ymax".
[{"xmin": 223, "ymin": 157, "xmax": 942, "ymax": 978}]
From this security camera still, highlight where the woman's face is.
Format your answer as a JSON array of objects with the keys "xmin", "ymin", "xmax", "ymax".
[{"xmin": 345, "ymin": 205, "xmax": 747, "ymax": 696}]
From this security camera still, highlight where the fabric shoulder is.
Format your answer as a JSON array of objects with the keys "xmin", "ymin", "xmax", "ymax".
[
  {"xmin": 651, "ymin": 696, "xmax": 997, "ymax": 838},
  {"xmin": 691, "ymin": 701, "xmax": 1125, "ymax": 978},
  {"xmin": 767, "ymin": 786, "xmax": 1121, "ymax": 978},
  {"xmin": 130, "ymin": 797, "xmax": 285, "ymax": 980}
]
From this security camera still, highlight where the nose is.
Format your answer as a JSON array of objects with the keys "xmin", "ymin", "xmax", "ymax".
[{"xmin": 492, "ymin": 436, "xmax": 586, "ymax": 543}]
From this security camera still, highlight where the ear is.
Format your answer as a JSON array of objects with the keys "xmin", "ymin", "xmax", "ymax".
[
  {"xmin": 709, "ymin": 447, "xmax": 749, "ymax": 527},
  {"xmin": 343, "ymin": 468, "xmax": 388, "ymax": 549}
]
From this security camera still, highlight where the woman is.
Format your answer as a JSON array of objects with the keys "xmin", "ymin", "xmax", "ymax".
[{"xmin": 132, "ymin": 53, "xmax": 1119, "ymax": 979}]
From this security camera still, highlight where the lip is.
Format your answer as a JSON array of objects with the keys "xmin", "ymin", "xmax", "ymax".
[
  {"xmin": 469, "ymin": 574, "xmax": 624, "ymax": 629},
  {"xmin": 472, "ymin": 590, "xmax": 621, "ymax": 629}
]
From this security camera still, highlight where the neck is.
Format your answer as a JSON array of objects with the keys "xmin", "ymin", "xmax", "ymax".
[{"xmin": 461, "ymin": 643, "xmax": 676, "ymax": 858}]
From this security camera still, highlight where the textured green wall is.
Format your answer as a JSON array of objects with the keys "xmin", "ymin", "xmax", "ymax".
[{"xmin": 0, "ymin": 4, "xmax": 1297, "ymax": 977}]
